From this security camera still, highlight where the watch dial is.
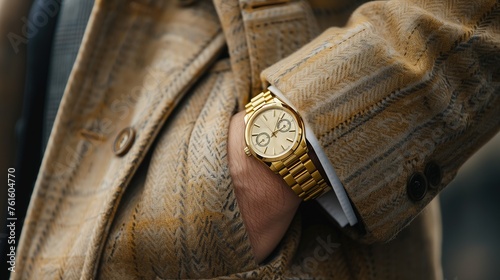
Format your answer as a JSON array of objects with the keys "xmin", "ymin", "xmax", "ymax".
[{"xmin": 249, "ymin": 107, "xmax": 299, "ymax": 158}]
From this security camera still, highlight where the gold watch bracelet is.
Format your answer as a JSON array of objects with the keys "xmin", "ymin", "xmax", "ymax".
[{"xmin": 245, "ymin": 91, "xmax": 332, "ymax": 201}]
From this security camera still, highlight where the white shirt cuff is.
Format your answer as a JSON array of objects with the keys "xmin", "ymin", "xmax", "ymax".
[{"xmin": 268, "ymin": 85, "xmax": 358, "ymax": 226}]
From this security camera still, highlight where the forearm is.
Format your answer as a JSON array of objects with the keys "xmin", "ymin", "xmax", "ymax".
[
  {"xmin": 262, "ymin": 0, "xmax": 500, "ymax": 242},
  {"xmin": 228, "ymin": 111, "xmax": 301, "ymax": 263}
]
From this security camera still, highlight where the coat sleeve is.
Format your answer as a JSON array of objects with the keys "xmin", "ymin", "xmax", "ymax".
[{"xmin": 262, "ymin": 0, "xmax": 500, "ymax": 243}]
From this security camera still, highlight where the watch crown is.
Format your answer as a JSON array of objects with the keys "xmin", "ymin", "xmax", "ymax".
[{"xmin": 244, "ymin": 146, "xmax": 251, "ymax": 156}]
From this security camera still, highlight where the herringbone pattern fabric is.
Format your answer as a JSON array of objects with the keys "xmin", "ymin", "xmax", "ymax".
[
  {"xmin": 6, "ymin": 0, "xmax": 499, "ymax": 279},
  {"xmin": 214, "ymin": 0, "xmax": 320, "ymax": 107},
  {"xmin": 13, "ymin": 0, "xmax": 228, "ymax": 278},
  {"xmin": 263, "ymin": 0, "xmax": 500, "ymax": 242},
  {"xmin": 97, "ymin": 60, "xmax": 256, "ymax": 279}
]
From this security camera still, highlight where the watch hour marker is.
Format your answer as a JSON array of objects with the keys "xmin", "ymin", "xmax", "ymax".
[
  {"xmin": 254, "ymin": 123, "xmax": 260, "ymax": 128},
  {"xmin": 281, "ymin": 145, "xmax": 285, "ymax": 151},
  {"xmin": 263, "ymin": 114, "xmax": 268, "ymax": 121},
  {"xmin": 289, "ymin": 129, "xmax": 296, "ymax": 132},
  {"xmin": 286, "ymin": 138, "xmax": 293, "ymax": 142},
  {"xmin": 264, "ymin": 147, "xmax": 268, "ymax": 154}
]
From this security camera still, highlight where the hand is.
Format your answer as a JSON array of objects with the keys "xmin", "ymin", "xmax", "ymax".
[{"xmin": 228, "ymin": 111, "xmax": 301, "ymax": 264}]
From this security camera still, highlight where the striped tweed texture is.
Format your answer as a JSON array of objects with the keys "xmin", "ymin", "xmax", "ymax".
[
  {"xmin": 214, "ymin": 0, "xmax": 320, "ymax": 108},
  {"xmin": 13, "ymin": 0, "xmax": 232, "ymax": 278},
  {"xmin": 7, "ymin": 0, "xmax": 499, "ymax": 279},
  {"xmin": 263, "ymin": 0, "xmax": 500, "ymax": 243},
  {"xmin": 97, "ymin": 60, "xmax": 256, "ymax": 279}
]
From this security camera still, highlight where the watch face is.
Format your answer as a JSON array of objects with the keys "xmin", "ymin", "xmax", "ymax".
[{"xmin": 247, "ymin": 106, "xmax": 301, "ymax": 159}]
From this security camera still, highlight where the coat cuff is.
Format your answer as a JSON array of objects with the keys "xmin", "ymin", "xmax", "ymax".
[{"xmin": 261, "ymin": 0, "xmax": 500, "ymax": 242}]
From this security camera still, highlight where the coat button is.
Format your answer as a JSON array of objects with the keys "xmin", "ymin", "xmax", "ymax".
[
  {"xmin": 425, "ymin": 161, "xmax": 442, "ymax": 188},
  {"xmin": 407, "ymin": 172, "xmax": 427, "ymax": 201},
  {"xmin": 113, "ymin": 127, "xmax": 135, "ymax": 156}
]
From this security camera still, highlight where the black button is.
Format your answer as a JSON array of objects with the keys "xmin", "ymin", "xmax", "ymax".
[
  {"xmin": 407, "ymin": 172, "xmax": 427, "ymax": 201},
  {"xmin": 425, "ymin": 161, "xmax": 442, "ymax": 188}
]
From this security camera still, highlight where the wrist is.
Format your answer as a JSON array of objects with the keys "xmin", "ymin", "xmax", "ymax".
[{"xmin": 228, "ymin": 111, "xmax": 301, "ymax": 263}]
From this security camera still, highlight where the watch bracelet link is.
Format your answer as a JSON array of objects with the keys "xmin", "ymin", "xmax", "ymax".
[
  {"xmin": 245, "ymin": 91, "xmax": 274, "ymax": 115},
  {"xmin": 246, "ymin": 91, "xmax": 331, "ymax": 201}
]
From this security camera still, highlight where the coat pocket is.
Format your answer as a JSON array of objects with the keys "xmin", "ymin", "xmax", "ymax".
[{"xmin": 97, "ymin": 60, "xmax": 259, "ymax": 279}]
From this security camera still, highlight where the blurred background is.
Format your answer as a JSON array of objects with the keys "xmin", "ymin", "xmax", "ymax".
[{"xmin": 441, "ymin": 132, "xmax": 500, "ymax": 280}]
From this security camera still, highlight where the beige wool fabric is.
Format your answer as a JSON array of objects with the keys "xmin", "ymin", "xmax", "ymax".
[{"xmin": 4, "ymin": 0, "xmax": 499, "ymax": 279}]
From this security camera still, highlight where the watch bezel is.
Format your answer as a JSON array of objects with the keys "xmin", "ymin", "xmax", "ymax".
[{"xmin": 244, "ymin": 101, "xmax": 305, "ymax": 162}]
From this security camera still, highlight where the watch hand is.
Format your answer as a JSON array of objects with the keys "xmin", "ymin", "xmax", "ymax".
[
  {"xmin": 271, "ymin": 129, "xmax": 279, "ymax": 137},
  {"xmin": 262, "ymin": 121, "xmax": 275, "ymax": 135},
  {"xmin": 272, "ymin": 114, "xmax": 284, "ymax": 137}
]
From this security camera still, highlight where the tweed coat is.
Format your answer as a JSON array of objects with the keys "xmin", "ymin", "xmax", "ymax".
[{"xmin": 3, "ymin": 0, "xmax": 499, "ymax": 279}]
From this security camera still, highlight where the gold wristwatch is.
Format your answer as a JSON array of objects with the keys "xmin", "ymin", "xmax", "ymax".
[{"xmin": 243, "ymin": 91, "xmax": 332, "ymax": 201}]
